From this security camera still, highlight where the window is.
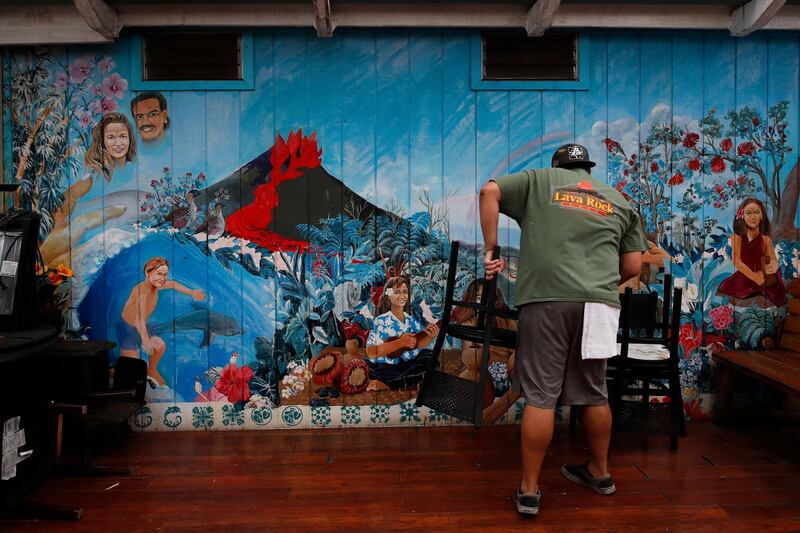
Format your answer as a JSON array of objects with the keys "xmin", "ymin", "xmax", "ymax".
[
  {"xmin": 143, "ymin": 32, "xmax": 242, "ymax": 81},
  {"xmin": 470, "ymin": 32, "xmax": 590, "ymax": 91},
  {"xmin": 482, "ymin": 32, "xmax": 577, "ymax": 81},
  {"xmin": 131, "ymin": 31, "xmax": 254, "ymax": 91}
]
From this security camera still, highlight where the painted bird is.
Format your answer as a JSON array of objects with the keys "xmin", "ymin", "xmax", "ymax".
[
  {"xmin": 603, "ymin": 138, "xmax": 626, "ymax": 159},
  {"xmin": 230, "ymin": 351, "xmax": 240, "ymax": 365},
  {"xmin": 196, "ymin": 202, "xmax": 226, "ymax": 239},
  {"xmin": 157, "ymin": 189, "xmax": 200, "ymax": 230}
]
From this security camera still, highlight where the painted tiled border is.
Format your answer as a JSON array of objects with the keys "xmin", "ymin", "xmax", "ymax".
[
  {"xmin": 130, "ymin": 395, "xmax": 712, "ymax": 431},
  {"xmin": 129, "ymin": 400, "xmax": 528, "ymax": 432}
]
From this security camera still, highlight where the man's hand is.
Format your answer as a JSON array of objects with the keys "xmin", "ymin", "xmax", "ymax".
[
  {"xmin": 192, "ymin": 289, "xmax": 205, "ymax": 301},
  {"xmin": 754, "ymin": 272, "xmax": 766, "ymax": 286},
  {"xmin": 484, "ymin": 249, "xmax": 506, "ymax": 280}
]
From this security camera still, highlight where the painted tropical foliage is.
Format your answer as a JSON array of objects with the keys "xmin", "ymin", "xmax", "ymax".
[{"xmin": 3, "ymin": 31, "xmax": 799, "ymax": 429}]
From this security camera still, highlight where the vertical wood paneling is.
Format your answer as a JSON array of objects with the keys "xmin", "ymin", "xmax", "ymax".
[
  {"xmin": 671, "ymin": 33, "xmax": 704, "ymax": 252},
  {"xmin": 576, "ymin": 32, "xmax": 608, "ymax": 183},
  {"xmin": 442, "ymin": 33, "xmax": 476, "ymax": 269},
  {"xmin": 768, "ymin": 33, "xmax": 800, "ymax": 277},
  {"xmin": 206, "ymin": 91, "xmax": 243, "ymax": 372},
  {"xmin": 607, "ymin": 34, "xmax": 641, "ymax": 186},
  {"xmin": 240, "ymin": 32, "xmax": 276, "ymax": 164},
  {"xmin": 172, "ymin": 90, "xmax": 208, "ymax": 404},
  {"xmin": 704, "ymin": 33, "xmax": 736, "ymax": 329}
]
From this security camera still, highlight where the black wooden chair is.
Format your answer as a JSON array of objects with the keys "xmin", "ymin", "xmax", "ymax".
[
  {"xmin": 416, "ymin": 241, "xmax": 517, "ymax": 427},
  {"xmin": 609, "ymin": 278, "xmax": 686, "ymax": 450},
  {"xmin": 41, "ymin": 341, "xmax": 149, "ymax": 475}
]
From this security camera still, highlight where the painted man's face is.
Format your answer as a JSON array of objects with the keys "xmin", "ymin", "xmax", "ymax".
[
  {"xmin": 147, "ymin": 265, "xmax": 169, "ymax": 288},
  {"xmin": 132, "ymin": 98, "xmax": 168, "ymax": 141}
]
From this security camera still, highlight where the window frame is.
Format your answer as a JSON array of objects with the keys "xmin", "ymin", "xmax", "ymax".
[
  {"xmin": 130, "ymin": 31, "xmax": 254, "ymax": 91},
  {"xmin": 470, "ymin": 31, "xmax": 590, "ymax": 91}
]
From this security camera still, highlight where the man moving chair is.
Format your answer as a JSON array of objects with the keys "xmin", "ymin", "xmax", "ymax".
[{"xmin": 479, "ymin": 144, "xmax": 646, "ymax": 516}]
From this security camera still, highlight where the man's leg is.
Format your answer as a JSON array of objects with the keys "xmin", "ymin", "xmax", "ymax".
[
  {"xmin": 581, "ymin": 403, "xmax": 612, "ymax": 477},
  {"xmin": 520, "ymin": 405, "xmax": 554, "ymax": 494}
]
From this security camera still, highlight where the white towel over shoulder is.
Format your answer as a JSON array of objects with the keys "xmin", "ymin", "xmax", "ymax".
[{"xmin": 581, "ymin": 302, "xmax": 620, "ymax": 360}]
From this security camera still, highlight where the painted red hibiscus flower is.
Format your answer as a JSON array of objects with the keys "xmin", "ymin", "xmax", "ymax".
[
  {"xmin": 668, "ymin": 173, "xmax": 684, "ymax": 186},
  {"xmin": 737, "ymin": 141, "xmax": 756, "ymax": 157},
  {"xmin": 215, "ymin": 363, "xmax": 255, "ymax": 403},
  {"xmin": 737, "ymin": 175, "xmax": 747, "ymax": 185},
  {"xmin": 650, "ymin": 162, "xmax": 659, "ymax": 173},
  {"xmin": 710, "ymin": 156, "xmax": 726, "ymax": 174},
  {"xmin": 679, "ymin": 322, "xmax": 702, "ymax": 359},
  {"xmin": 683, "ymin": 132, "xmax": 700, "ymax": 148},
  {"xmin": 719, "ymin": 138, "xmax": 733, "ymax": 152},
  {"xmin": 687, "ymin": 158, "xmax": 701, "ymax": 171}
]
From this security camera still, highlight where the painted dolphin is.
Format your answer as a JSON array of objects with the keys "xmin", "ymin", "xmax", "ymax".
[{"xmin": 152, "ymin": 302, "xmax": 243, "ymax": 347}]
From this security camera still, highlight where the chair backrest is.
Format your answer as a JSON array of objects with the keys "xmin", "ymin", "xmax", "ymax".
[
  {"xmin": 113, "ymin": 355, "xmax": 148, "ymax": 402},
  {"xmin": 620, "ymin": 274, "xmax": 674, "ymax": 339}
]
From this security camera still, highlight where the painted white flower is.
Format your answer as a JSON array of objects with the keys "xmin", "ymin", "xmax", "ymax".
[
  {"xmin": 385, "ymin": 287, "xmax": 394, "ymax": 297},
  {"xmin": 673, "ymin": 253, "xmax": 684, "ymax": 265},
  {"xmin": 674, "ymin": 277, "xmax": 686, "ymax": 289}
]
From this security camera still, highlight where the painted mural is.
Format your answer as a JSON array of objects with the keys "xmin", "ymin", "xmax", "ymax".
[{"xmin": 3, "ymin": 30, "xmax": 799, "ymax": 430}]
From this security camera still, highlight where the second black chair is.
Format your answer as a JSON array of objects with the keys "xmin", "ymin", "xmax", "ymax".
[{"xmin": 416, "ymin": 241, "xmax": 517, "ymax": 427}]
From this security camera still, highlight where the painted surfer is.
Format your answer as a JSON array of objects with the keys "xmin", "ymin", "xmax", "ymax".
[{"xmin": 117, "ymin": 257, "xmax": 205, "ymax": 386}]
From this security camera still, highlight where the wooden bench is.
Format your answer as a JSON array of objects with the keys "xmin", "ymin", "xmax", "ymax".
[{"xmin": 713, "ymin": 278, "xmax": 800, "ymax": 422}]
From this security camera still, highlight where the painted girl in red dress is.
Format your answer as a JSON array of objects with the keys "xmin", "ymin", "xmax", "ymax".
[{"xmin": 717, "ymin": 198, "xmax": 786, "ymax": 307}]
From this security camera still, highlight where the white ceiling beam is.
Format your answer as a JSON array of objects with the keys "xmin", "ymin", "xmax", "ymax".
[
  {"xmin": 72, "ymin": 0, "xmax": 121, "ymax": 39},
  {"xmin": 116, "ymin": 4, "xmax": 314, "ymax": 27},
  {"xmin": 525, "ymin": 0, "xmax": 561, "ymax": 37},
  {"xmin": 729, "ymin": 0, "xmax": 786, "ymax": 36},
  {"xmin": 3, "ymin": 4, "xmax": 800, "ymax": 46},
  {"xmin": 0, "ymin": 6, "xmax": 113, "ymax": 45},
  {"xmin": 313, "ymin": 0, "xmax": 335, "ymax": 37}
]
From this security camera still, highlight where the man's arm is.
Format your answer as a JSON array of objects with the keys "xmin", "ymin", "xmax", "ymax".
[
  {"xmin": 619, "ymin": 251, "xmax": 643, "ymax": 286},
  {"xmin": 479, "ymin": 181, "xmax": 505, "ymax": 279}
]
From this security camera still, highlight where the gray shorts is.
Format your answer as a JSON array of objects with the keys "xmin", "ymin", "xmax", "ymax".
[{"xmin": 512, "ymin": 302, "xmax": 608, "ymax": 409}]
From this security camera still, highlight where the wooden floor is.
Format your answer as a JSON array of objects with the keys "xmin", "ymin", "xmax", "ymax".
[{"xmin": 5, "ymin": 421, "xmax": 800, "ymax": 532}]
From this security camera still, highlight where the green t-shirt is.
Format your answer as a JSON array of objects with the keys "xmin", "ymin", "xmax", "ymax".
[{"xmin": 494, "ymin": 167, "xmax": 647, "ymax": 308}]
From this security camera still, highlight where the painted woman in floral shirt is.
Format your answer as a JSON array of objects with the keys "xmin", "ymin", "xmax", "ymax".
[{"xmin": 365, "ymin": 276, "xmax": 439, "ymax": 390}]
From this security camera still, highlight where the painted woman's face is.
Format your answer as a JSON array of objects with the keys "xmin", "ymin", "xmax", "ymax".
[
  {"xmin": 743, "ymin": 202, "xmax": 763, "ymax": 230},
  {"xmin": 103, "ymin": 122, "xmax": 130, "ymax": 162},
  {"xmin": 147, "ymin": 265, "xmax": 169, "ymax": 288},
  {"xmin": 389, "ymin": 283, "xmax": 409, "ymax": 308}
]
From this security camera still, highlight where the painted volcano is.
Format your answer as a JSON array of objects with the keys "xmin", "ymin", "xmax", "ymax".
[{"xmin": 199, "ymin": 130, "xmax": 387, "ymax": 251}]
